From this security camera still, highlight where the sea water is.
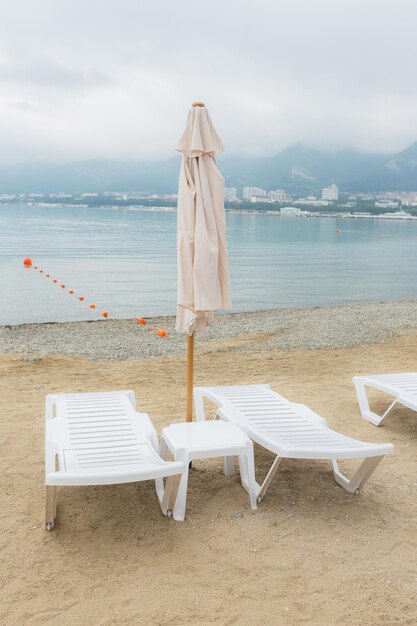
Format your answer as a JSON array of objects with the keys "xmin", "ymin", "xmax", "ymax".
[{"xmin": 1, "ymin": 203, "xmax": 417, "ymax": 325}]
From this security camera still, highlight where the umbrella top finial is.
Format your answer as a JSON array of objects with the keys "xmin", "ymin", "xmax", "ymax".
[{"xmin": 192, "ymin": 101, "xmax": 205, "ymax": 107}]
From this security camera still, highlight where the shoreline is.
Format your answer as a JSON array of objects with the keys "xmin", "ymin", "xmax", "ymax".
[
  {"xmin": 1, "ymin": 299, "xmax": 417, "ymax": 361},
  {"xmin": 5, "ymin": 202, "xmax": 417, "ymax": 220}
]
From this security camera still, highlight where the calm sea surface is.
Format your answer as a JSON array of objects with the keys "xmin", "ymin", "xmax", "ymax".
[{"xmin": 1, "ymin": 203, "xmax": 417, "ymax": 325}]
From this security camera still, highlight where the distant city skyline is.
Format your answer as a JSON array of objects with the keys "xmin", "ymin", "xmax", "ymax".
[{"xmin": 1, "ymin": 1, "xmax": 417, "ymax": 164}]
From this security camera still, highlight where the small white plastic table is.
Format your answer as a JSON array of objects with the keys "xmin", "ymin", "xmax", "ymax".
[{"xmin": 160, "ymin": 420, "xmax": 258, "ymax": 521}]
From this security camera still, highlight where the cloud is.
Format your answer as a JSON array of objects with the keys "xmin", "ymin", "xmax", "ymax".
[
  {"xmin": 0, "ymin": 0, "xmax": 416, "ymax": 163},
  {"xmin": 0, "ymin": 60, "xmax": 111, "ymax": 88},
  {"xmin": 8, "ymin": 100, "xmax": 42, "ymax": 114}
]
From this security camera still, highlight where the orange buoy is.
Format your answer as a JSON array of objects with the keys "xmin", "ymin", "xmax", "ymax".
[
  {"xmin": 33, "ymin": 265, "xmax": 38, "ymax": 269},
  {"xmin": 78, "ymin": 296, "xmax": 85, "ymax": 301},
  {"xmin": 23, "ymin": 257, "xmax": 32, "ymax": 267},
  {"xmin": 157, "ymin": 329, "xmax": 167, "ymax": 337},
  {"xmin": 52, "ymin": 279, "xmax": 57, "ymax": 283},
  {"xmin": 68, "ymin": 289, "xmax": 74, "ymax": 294},
  {"xmin": 60, "ymin": 283, "xmax": 65, "ymax": 288},
  {"xmin": 46, "ymin": 274, "xmax": 50, "ymax": 278},
  {"xmin": 101, "ymin": 311, "xmax": 108, "ymax": 318},
  {"xmin": 336, "ymin": 229, "xmax": 341, "ymax": 234},
  {"xmin": 89, "ymin": 304, "xmax": 96, "ymax": 309},
  {"xmin": 39, "ymin": 269, "xmax": 43, "ymax": 273},
  {"xmin": 135, "ymin": 317, "xmax": 146, "ymax": 325}
]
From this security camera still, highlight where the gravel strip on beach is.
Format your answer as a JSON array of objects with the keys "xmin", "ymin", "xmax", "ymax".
[{"xmin": 1, "ymin": 300, "xmax": 417, "ymax": 361}]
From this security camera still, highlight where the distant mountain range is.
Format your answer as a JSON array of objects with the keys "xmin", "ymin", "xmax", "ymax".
[{"xmin": 1, "ymin": 141, "xmax": 417, "ymax": 195}]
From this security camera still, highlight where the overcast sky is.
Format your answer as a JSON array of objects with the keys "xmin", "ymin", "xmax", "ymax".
[{"xmin": 0, "ymin": 0, "xmax": 416, "ymax": 163}]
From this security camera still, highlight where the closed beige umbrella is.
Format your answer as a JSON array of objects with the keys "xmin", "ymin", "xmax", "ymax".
[{"xmin": 176, "ymin": 102, "xmax": 232, "ymax": 420}]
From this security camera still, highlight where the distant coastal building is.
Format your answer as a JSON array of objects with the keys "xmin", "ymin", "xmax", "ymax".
[
  {"xmin": 224, "ymin": 187, "xmax": 238, "ymax": 201},
  {"xmin": 243, "ymin": 187, "xmax": 287, "ymax": 203},
  {"xmin": 243, "ymin": 186, "xmax": 267, "ymax": 200},
  {"xmin": 321, "ymin": 184, "xmax": 339, "ymax": 201},
  {"xmin": 294, "ymin": 197, "xmax": 330, "ymax": 207},
  {"xmin": 267, "ymin": 189, "xmax": 286, "ymax": 202},
  {"xmin": 375, "ymin": 200, "xmax": 399, "ymax": 209},
  {"xmin": 249, "ymin": 196, "xmax": 267, "ymax": 203},
  {"xmin": 281, "ymin": 207, "xmax": 302, "ymax": 216}
]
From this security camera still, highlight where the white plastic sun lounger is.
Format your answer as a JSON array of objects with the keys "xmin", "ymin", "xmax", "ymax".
[
  {"xmin": 45, "ymin": 390, "xmax": 185, "ymax": 530},
  {"xmin": 194, "ymin": 385, "xmax": 394, "ymax": 502},
  {"xmin": 353, "ymin": 373, "xmax": 417, "ymax": 426}
]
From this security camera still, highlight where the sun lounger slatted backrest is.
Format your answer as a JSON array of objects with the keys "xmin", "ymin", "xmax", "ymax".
[{"xmin": 50, "ymin": 391, "xmax": 160, "ymax": 475}]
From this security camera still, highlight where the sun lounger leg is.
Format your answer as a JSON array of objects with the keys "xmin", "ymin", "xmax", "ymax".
[
  {"xmin": 354, "ymin": 380, "xmax": 397, "ymax": 426},
  {"xmin": 159, "ymin": 474, "xmax": 181, "ymax": 517},
  {"xmin": 194, "ymin": 389, "xmax": 206, "ymax": 421},
  {"xmin": 224, "ymin": 456, "xmax": 235, "ymax": 476},
  {"xmin": 156, "ymin": 436, "xmax": 182, "ymax": 517},
  {"xmin": 45, "ymin": 485, "xmax": 57, "ymax": 531},
  {"xmin": 171, "ymin": 460, "xmax": 189, "ymax": 522},
  {"xmin": 155, "ymin": 438, "xmax": 170, "ymax": 505},
  {"xmin": 257, "ymin": 456, "xmax": 283, "ymax": 503},
  {"xmin": 331, "ymin": 456, "xmax": 385, "ymax": 494},
  {"xmin": 237, "ymin": 441, "xmax": 258, "ymax": 509}
]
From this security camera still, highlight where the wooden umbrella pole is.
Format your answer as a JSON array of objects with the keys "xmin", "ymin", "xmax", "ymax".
[
  {"xmin": 184, "ymin": 102, "xmax": 204, "ymax": 422},
  {"xmin": 186, "ymin": 333, "xmax": 195, "ymax": 421}
]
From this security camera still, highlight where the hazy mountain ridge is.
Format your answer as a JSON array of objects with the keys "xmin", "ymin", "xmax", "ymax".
[
  {"xmin": 218, "ymin": 145, "xmax": 390, "ymax": 194},
  {"xmin": 1, "ymin": 141, "xmax": 416, "ymax": 195},
  {"xmin": 343, "ymin": 141, "xmax": 417, "ymax": 192}
]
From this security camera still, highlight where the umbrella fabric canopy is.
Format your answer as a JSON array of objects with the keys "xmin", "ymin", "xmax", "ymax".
[{"xmin": 176, "ymin": 104, "xmax": 231, "ymax": 336}]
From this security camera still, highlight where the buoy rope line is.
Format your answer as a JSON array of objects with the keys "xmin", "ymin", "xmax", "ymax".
[{"xmin": 23, "ymin": 258, "xmax": 167, "ymax": 339}]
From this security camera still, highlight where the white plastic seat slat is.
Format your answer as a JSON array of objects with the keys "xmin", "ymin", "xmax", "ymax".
[
  {"xmin": 67, "ymin": 410, "xmax": 127, "ymax": 416},
  {"xmin": 77, "ymin": 448, "xmax": 146, "ymax": 456},
  {"xmin": 70, "ymin": 431, "xmax": 134, "ymax": 437},
  {"xmin": 240, "ymin": 406, "xmax": 299, "ymax": 411},
  {"xmin": 66, "ymin": 399, "xmax": 124, "ymax": 403},
  {"xmin": 232, "ymin": 401, "xmax": 285, "ymax": 405},
  {"xmin": 245, "ymin": 411, "xmax": 294, "ymax": 416},
  {"xmin": 251, "ymin": 420, "xmax": 312, "ymax": 426},
  {"xmin": 69, "ymin": 424, "xmax": 133, "ymax": 433},
  {"xmin": 67, "ymin": 419, "xmax": 131, "ymax": 425},
  {"xmin": 68, "ymin": 420, "xmax": 129, "ymax": 426},
  {"xmin": 249, "ymin": 415, "xmax": 307, "ymax": 419},
  {"xmin": 76, "ymin": 459, "xmax": 143, "ymax": 465},
  {"xmin": 71, "ymin": 441, "xmax": 138, "ymax": 447},
  {"xmin": 66, "ymin": 402, "xmax": 123, "ymax": 408},
  {"xmin": 79, "ymin": 450, "xmax": 150, "ymax": 459},
  {"xmin": 68, "ymin": 422, "xmax": 131, "ymax": 428},
  {"xmin": 70, "ymin": 436, "xmax": 135, "ymax": 443},
  {"xmin": 238, "ymin": 409, "xmax": 293, "ymax": 414},
  {"xmin": 64, "ymin": 397, "xmax": 122, "ymax": 403},
  {"xmin": 68, "ymin": 423, "xmax": 133, "ymax": 429},
  {"xmin": 253, "ymin": 426, "xmax": 314, "ymax": 433},
  {"xmin": 282, "ymin": 436, "xmax": 361, "ymax": 445},
  {"xmin": 78, "ymin": 460, "xmax": 145, "ymax": 466},
  {"xmin": 70, "ymin": 437, "xmax": 135, "ymax": 444},
  {"xmin": 71, "ymin": 441, "xmax": 137, "ymax": 449}
]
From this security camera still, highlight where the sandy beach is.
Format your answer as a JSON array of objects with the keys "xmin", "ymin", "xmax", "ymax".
[{"xmin": 0, "ymin": 302, "xmax": 416, "ymax": 625}]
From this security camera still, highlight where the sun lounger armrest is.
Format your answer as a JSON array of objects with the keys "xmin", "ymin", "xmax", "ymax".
[
  {"xmin": 45, "ymin": 394, "xmax": 59, "ymax": 420},
  {"xmin": 45, "ymin": 438, "xmax": 64, "ymax": 478},
  {"xmin": 135, "ymin": 412, "xmax": 159, "ymax": 452},
  {"xmin": 124, "ymin": 390, "xmax": 136, "ymax": 409}
]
